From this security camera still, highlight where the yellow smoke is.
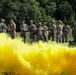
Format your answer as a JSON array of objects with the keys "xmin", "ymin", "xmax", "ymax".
[{"xmin": 0, "ymin": 33, "xmax": 76, "ymax": 75}]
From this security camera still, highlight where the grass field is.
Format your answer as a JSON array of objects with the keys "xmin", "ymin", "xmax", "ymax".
[{"xmin": 17, "ymin": 29, "xmax": 73, "ymax": 44}]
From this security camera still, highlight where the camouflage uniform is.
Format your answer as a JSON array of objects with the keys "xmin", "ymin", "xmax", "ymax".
[
  {"xmin": 62, "ymin": 23, "xmax": 70, "ymax": 43},
  {"xmin": 20, "ymin": 20, "xmax": 28, "ymax": 42},
  {"xmin": 72, "ymin": 21, "xmax": 76, "ymax": 43},
  {"xmin": 48, "ymin": 20, "xmax": 56, "ymax": 41},
  {"xmin": 0, "ymin": 19, "xmax": 7, "ymax": 33},
  {"xmin": 43, "ymin": 23, "xmax": 48, "ymax": 42},
  {"xmin": 7, "ymin": 20, "xmax": 16, "ymax": 39},
  {"xmin": 56, "ymin": 20, "xmax": 63, "ymax": 43},
  {"xmin": 36, "ymin": 23, "xmax": 44, "ymax": 41},
  {"xmin": 29, "ymin": 20, "xmax": 37, "ymax": 43}
]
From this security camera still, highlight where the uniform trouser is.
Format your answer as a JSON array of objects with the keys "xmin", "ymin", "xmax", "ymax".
[
  {"xmin": 30, "ymin": 32, "xmax": 36, "ymax": 43},
  {"xmin": 11, "ymin": 32, "xmax": 16, "ymax": 39},
  {"xmin": 21, "ymin": 32, "xmax": 26, "ymax": 43},
  {"xmin": 43, "ymin": 31, "xmax": 48, "ymax": 42},
  {"xmin": 56, "ymin": 34, "xmax": 62, "ymax": 43},
  {"xmin": 48, "ymin": 33, "xmax": 55, "ymax": 41},
  {"xmin": 37, "ymin": 35, "xmax": 44, "ymax": 41},
  {"xmin": 62, "ymin": 33, "xmax": 68, "ymax": 43}
]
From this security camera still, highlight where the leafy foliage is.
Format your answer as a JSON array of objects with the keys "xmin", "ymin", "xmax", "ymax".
[
  {"xmin": 0, "ymin": 0, "xmax": 76, "ymax": 30},
  {"xmin": 58, "ymin": 1, "xmax": 75, "ymax": 23}
]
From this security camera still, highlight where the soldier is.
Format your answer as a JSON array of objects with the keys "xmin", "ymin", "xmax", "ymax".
[
  {"xmin": 72, "ymin": 19, "xmax": 76, "ymax": 43},
  {"xmin": 20, "ymin": 20, "xmax": 28, "ymax": 43},
  {"xmin": 36, "ymin": 23, "xmax": 44, "ymax": 42},
  {"xmin": 0, "ymin": 19, "xmax": 7, "ymax": 33},
  {"xmin": 62, "ymin": 22, "xmax": 70, "ymax": 43},
  {"xmin": 56, "ymin": 20, "xmax": 63, "ymax": 43},
  {"xmin": 29, "ymin": 20, "xmax": 37, "ymax": 43},
  {"xmin": 48, "ymin": 20, "xmax": 56, "ymax": 41},
  {"xmin": 43, "ymin": 22, "xmax": 48, "ymax": 42},
  {"xmin": 7, "ymin": 20, "xmax": 16, "ymax": 39}
]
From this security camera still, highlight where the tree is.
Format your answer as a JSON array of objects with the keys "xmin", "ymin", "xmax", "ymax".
[
  {"xmin": 36, "ymin": 0, "xmax": 48, "ymax": 7},
  {"xmin": 0, "ymin": 0, "xmax": 75, "ymax": 30},
  {"xmin": 58, "ymin": 1, "xmax": 75, "ymax": 23},
  {"xmin": 46, "ymin": 2, "xmax": 57, "ymax": 17}
]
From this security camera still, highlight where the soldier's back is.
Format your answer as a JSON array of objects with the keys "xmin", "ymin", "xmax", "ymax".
[
  {"xmin": 57, "ymin": 25, "xmax": 63, "ymax": 34},
  {"xmin": 37, "ymin": 26, "xmax": 43, "ymax": 35}
]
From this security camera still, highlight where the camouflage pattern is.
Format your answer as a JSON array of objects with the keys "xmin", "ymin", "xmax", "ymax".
[
  {"xmin": 0, "ymin": 22, "xmax": 4, "ymax": 33},
  {"xmin": 1, "ymin": 19, "xmax": 5, "ymax": 22},
  {"xmin": 62, "ymin": 23, "xmax": 70, "ymax": 43},
  {"xmin": 36, "ymin": 23, "xmax": 44, "ymax": 41},
  {"xmin": 7, "ymin": 20, "xmax": 16, "ymax": 39},
  {"xmin": 20, "ymin": 20, "xmax": 28, "ymax": 42},
  {"xmin": 48, "ymin": 22, "xmax": 56, "ymax": 41},
  {"xmin": 0, "ymin": 19, "xmax": 7, "ymax": 33},
  {"xmin": 29, "ymin": 20, "xmax": 37, "ymax": 43},
  {"xmin": 2, "ymin": 23, "xmax": 7, "ymax": 33},
  {"xmin": 56, "ymin": 20, "xmax": 63, "ymax": 43},
  {"xmin": 43, "ymin": 23, "xmax": 48, "ymax": 42}
]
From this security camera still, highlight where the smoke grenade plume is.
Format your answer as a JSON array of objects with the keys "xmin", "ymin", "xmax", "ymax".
[{"xmin": 0, "ymin": 33, "xmax": 76, "ymax": 75}]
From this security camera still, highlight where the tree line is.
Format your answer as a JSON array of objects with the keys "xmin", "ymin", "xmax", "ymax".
[{"xmin": 0, "ymin": 0, "xmax": 76, "ymax": 31}]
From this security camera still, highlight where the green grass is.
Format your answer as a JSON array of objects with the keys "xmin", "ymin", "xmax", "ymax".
[{"xmin": 16, "ymin": 29, "xmax": 73, "ymax": 44}]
